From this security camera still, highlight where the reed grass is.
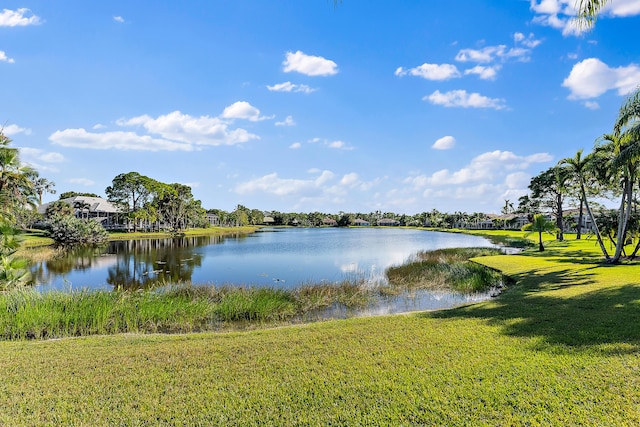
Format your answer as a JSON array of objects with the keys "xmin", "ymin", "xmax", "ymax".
[
  {"xmin": 386, "ymin": 247, "xmax": 504, "ymax": 293},
  {"xmin": 0, "ymin": 282, "xmax": 377, "ymax": 339}
]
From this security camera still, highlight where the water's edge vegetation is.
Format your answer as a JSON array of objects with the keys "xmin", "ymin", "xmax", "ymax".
[{"xmin": 0, "ymin": 246, "xmax": 505, "ymax": 340}]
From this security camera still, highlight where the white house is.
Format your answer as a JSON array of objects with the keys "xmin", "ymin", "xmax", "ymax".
[{"xmin": 38, "ymin": 196, "xmax": 121, "ymax": 228}]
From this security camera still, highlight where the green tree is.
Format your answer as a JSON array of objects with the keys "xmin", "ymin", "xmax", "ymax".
[
  {"xmin": 522, "ymin": 214, "xmax": 558, "ymax": 252},
  {"xmin": 0, "ymin": 132, "xmax": 36, "ymax": 223},
  {"xmin": 515, "ymin": 195, "xmax": 540, "ymax": 223},
  {"xmin": 47, "ymin": 214, "xmax": 109, "ymax": 245},
  {"xmin": 45, "ymin": 200, "xmax": 75, "ymax": 218},
  {"xmin": 529, "ymin": 166, "xmax": 571, "ymax": 241},
  {"xmin": 106, "ymin": 172, "xmax": 158, "ymax": 232},
  {"xmin": 59, "ymin": 191, "xmax": 99, "ymax": 200},
  {"xmin": 559, "ymin": 149, "xmax": 610, "ymax": 259},
  {"xmin": 156, "ymin": 183, "xmax": 205, "ymax": 232},
  {"xmin": 0, "ymin": 222, "xmax": 30, "ymax": 289},
  {"xmin": 32, "ymin": 175, "xmax": 56, "ymax": 205}
]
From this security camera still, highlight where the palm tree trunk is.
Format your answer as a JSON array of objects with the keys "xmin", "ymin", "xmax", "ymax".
[
  {"xmin": 612, "ymin": 176, "xmax": 633, "ymax": 263},
  {"xmin": 555, "ymin": 193, "xmax": 564, "ymax": 241},
  {"xmin": 581, "ymin": 183, "xmax": 610, "ymax": 260},
  {"xmin": 538, "ymin": 231, "xmax": 544, "ymax": 251},
  {"xmin": 576, "ymin": 198, "xmax": 584, "ymax": 240}
]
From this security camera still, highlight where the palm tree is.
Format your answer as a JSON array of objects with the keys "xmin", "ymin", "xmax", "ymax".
[
  {"xmin": 576, "ymin": 0, "xmax": 611, "ymax": 27},
  {"xmin": 589, "ymin": 89, "xmax": 640, "ymax": 263},
  {"xmin": 594, "ymin": 132, "xmax": 635, "ymax": 263},
  {"xmin": 522, "ymin": 214, "xmax": 558, "ymax": 252},
  {"xmin": 0, "ymin": 132, "xmax": 35, "ymax": 223},
  {"xmin": 0, "ymin": 222, "xmax": 30, "ymax": 289},
  {"xmin": 32, "ymin": 176, "xmax": 56, "ymax": 205},
  {"xmin": 559, "ymin": 149, "xmax": 610, "ymax": 260}
]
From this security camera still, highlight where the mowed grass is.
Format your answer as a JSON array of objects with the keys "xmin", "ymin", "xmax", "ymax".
[{"xmin": 1, "ymin": 233, "xmax": 639, "ymax": 425}]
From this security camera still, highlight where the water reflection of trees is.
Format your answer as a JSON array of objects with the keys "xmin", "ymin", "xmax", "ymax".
[
  {"xmin": 106, "ymin": 237, "xmax": 220, "ymax": 289},
  {"xmin": 31, "ymin": 235, "xmax": 240, "ymax": 290},
  {"xmin": 30, "ymin": 245, "xmax": 109, "ymax": 284}
]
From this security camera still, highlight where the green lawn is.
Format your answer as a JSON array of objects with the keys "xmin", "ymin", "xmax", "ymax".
[{"xmin": 1, "ymin": 233, "xmax": 639, "ymax": 425}]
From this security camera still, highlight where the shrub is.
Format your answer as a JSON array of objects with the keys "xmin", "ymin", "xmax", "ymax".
[{"xmin": 47, "ymin": 214, "xmax": 109, "ymax": 245}]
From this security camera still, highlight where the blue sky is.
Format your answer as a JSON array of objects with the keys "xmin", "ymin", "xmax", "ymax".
[{"xmin": 2, "ymin": 0, "xmax": 640, "ymax": 214}]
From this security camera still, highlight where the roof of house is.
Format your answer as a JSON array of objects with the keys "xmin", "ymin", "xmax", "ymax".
[{"xmin": 38, "ymin": 196, "xmax": 121, "ymax": 214}]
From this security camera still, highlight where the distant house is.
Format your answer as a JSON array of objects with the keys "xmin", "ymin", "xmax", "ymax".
[
  {"xmin": 323, "ymin": 217, "xmax": 338, "ymax": 227},
  {"xmin": 38, "ymin": 196, "xmax": 121, "ymax": 228},
  {"xmin": 263, "ymin": 216, "xmax": 275, "ymax": 225},
  {"xmin": 378, "ymin": 218, "xmax": 400, "ymax": 226},
  {"xmin": 206, "ymin": 213, "xmax": 220, "ymax": 226},
  {"xmin": 354, "ymin": 218, "xmax": 370, "ymax": 226},
  {"xmin": 480, "ymin": 214, "xmax": 530, "ymax": 230},
  {"xmin": 563, "ymin": 209, "xmax": 595, "ymax": 233}
]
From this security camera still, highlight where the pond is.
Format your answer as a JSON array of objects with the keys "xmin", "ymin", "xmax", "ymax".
[{"xmin": 31, "ymin": 228, "xmax": 502, "ymax": 315}]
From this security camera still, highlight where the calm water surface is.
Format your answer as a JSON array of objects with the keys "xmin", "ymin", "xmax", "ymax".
[{"xmin": 32, "ymin": 228, "xmax": 501, "ymax": 315}]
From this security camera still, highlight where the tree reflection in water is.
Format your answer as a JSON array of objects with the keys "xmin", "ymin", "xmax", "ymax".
[{"xmin": 31, "ymin": 236, "xmax": 230, "ymax": 290}]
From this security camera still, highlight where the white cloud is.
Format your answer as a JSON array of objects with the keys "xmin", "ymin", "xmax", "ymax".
[
  {"xmin": 455, "ymin": 45, "xmax": 533, "ymax": 63},
  {"xmin": 92, "ymin": 123, "xmax": 106, "ymax": 130},
  {"xmin": 289, "ymin": 142, "xmax": 302, "ymax": 149},
  {"xmin": 513, "ymin": 32, "xmax": 542, "ymax": 48},
  {"xmin": 328, "ymin": 140, "xmax": 353, "ymax": 150},
  {"xmin": 0, "ymin": 8, "xmax": 41, "ymax": 26},
  {"xmin": 283, "ymin": 51, "xmax": 338, "ymax": 76},
  {"xmin": 464, "ymin": 65, "xmax": 501, "ymax": 80},
  {"xmin": 267, "ymin": 81, "xmax": 316, "ymax": 93},
  {"xmin": 405, "ymin": 150, "xmax": 552, "ymax": 187},
  {"xmin": 235, "ymin": 170, "xmax": 379, "ymax": 205},
  {"xmin": 607, "ymin": 0, "xmax": 640, "ymax": 17},
  {"xmin": 68, "ymin": 178, "xmax": 95, "ymax": 186},
  {"xmin": 19, "ymin": 147, "xmax": 65, "ymax": 173},
  {"xmin": 2, "ymin": 124, "xmax": 31, "ymax": 136},
  {"xmin": 275, "ymin": 115, "xmax": 296, "ymax": 127},
  {"xmin": 562, "ymin": 58, "xmax": 640, "ymax": 99},
  {"xmin": 235, "ymin": 170, "xmax": 335, "ymax": 196},
  {"xmin": 221, "ymin": 101, "xmax": 272, "ymax": 122},
  {"xmin": 50, "ymin": 128, "xmax": 196, "ymax": 151},
  {"xmin": 395, "ymin": 63, "xmax": 461, "ymax": 81},
  {"xmin": 425, "ymin": 90, "xmax": 507, "ymax": 110},
  {"xmin": 120, "ymin": 110, "xmax": 259, "ymax": 146},
  {"xmin": 0, "ymin": 51, "xmax": 15, "ymax": 64},
  {"xmin": 584, "ymin": 101, "xmax": 600, "ymax": 110},
  {"xmin": 113, "ymin": 16, "xmax": 125, "ymax": 23},
  {"xmin": 432, "ymin": 136, "xmax": 456, "ymax": 150},
  {"xmin": 401, "ymin": 150, "xmax": 553, "ymax": 212},
  {"xmin": 309, "ymin": 137, "xmax": 354, "ymax": 150},
  {"xmin": 20, "ymin": 147, "xmax": 65, "ymax": 163}
]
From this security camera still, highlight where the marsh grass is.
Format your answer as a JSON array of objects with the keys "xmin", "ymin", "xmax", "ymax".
[
  {"xmin": 386, "ymin": 247, "xmax": 504, "ymax": 293},
  {"xmin": 294, "ymin": 279, "xmax": 372, "ymax": 312},
  {"xmin": 0, "ymin": 281, "xmax": 378, "ymax": 339}
]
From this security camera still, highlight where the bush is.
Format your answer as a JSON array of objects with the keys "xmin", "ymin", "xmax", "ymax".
[{"xmin": 47, "ymin": 215, "xmax": 109, "ymax": 245}]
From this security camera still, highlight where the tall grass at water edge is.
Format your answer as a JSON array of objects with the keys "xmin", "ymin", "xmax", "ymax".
[
  {"xmin": 0, "ymin": 248, "xmax": 503, "ymax": 340},
  {"xmin": 386, "ymin": 247, "xmax": 506, "ymax": 293},
  {"xmin": 0, "ymin": 283, "xmax": 368, "ymax": 340}
]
